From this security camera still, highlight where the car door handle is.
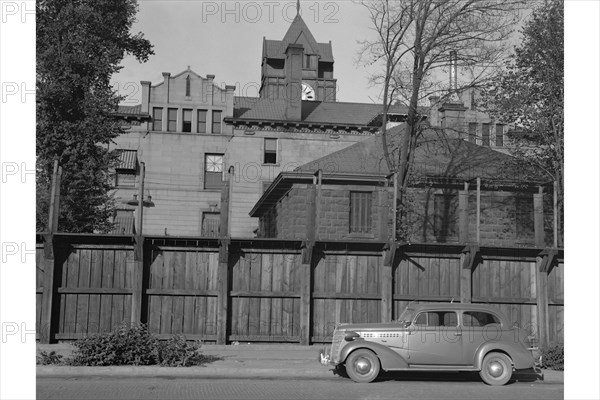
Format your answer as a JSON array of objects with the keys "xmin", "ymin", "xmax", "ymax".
[{"xmin": 454, "ymin": 332, "xmax": 462, "ymax": 336}]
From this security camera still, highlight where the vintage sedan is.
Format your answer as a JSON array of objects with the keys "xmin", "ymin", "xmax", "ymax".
[{"xmin": 327, "ymin": 303, "xmax": 535, "ymax": 385}]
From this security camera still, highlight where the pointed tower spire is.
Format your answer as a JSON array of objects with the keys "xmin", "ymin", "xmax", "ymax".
[{"xmin": 297, "ymin": 0, "xmax": 300, "ymax": 15}]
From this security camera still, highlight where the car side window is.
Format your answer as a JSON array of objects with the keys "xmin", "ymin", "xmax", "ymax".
[
  {"xmin": 463, "ymin": 311, "xmax": 500, "ymax": 327},
  {"xmin": 413, "ymin": 311, "xmax": 458, "ymax": 327}
]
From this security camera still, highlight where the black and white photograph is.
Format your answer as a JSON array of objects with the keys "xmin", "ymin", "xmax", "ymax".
[{"xmin": 0, "ymin": 0, "xmax": 598, "ymax": 399}]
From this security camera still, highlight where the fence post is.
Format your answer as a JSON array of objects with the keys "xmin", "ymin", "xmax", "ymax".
[
  {"xmin": 535, "ymin": 257, "xmax": 549, "ymax": 348},
  {"xmin": 299, "ymin": 185, "xmax": 317, "ymax": 345},
  {"xmin": 40, "ymin": 238, "xmax": 56, "ymax": 343},
  {"xmin": 458, "ymin": 186, "xmax": 472, "ymax": 304},
  {"xmin": 534, "ymin": 189, "xmax": 545, "ymax": 248},
  {"xmin": 131, "ymin": 163, "xmax": 145, "ymax": 325},
  {"xmin": 381, "ymin": 242, "xmax": 396, "ymax": 323},
  {"xmin": 216, "ymin": 179, "xmax": 231, "ymax": 345},
  {"xmin": 534, "ymin": 187, "xmax": 549, "ymax": 347},
  {"xmin": 40, "ymin": 161, "xmax": 61, "ymax": 343}
]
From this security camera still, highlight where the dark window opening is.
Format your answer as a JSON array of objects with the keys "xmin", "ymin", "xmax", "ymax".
[
  {"xmin": 185, "ymin": 75, "xmax": 191, "ymax": 97},
  {"xmin": 463, "ymin": 312, "xmax": 500, "ymax": 327},
  {"xmin": 414, "ymin": 311, "xmax": 458, "ymax": 327},
  {"xmin": 495, "ymin": 124, "xmax": 504, "ymax": 147},
  {"xmin": 182, "ymin": 109, "xmax": 192, "ymax": 133},
  {"xmin": 482, "ymin": 123, "xmax": 490, "ymax": 146},
  {"xmin": 264, "ymin": 138, "xmax": 277, "ymax": 164},
  {"xmin": 350, "ymin": 191, "xmax": 372, "ymax": 234}
]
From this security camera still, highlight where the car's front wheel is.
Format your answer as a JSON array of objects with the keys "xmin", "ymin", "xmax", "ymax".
[
  {"xmin": 345, "ymin": 349, "xmax": 380, "ymax": 383},
  {"xmin": 479, "ymin": 352, "xmax": 513, "ymax": 386}
]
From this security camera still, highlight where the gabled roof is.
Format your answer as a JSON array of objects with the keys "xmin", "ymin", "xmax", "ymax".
[
  {"xmin": 295, "ymin": 124, "xmax": 532, "ymax": 181},
  {"xmin": 262, "ymin": 14, "xmax": 334, "ymax": 62},
  {"xmin": 232, "ymin": 97, "xmax": 408, "ymax": 126}
]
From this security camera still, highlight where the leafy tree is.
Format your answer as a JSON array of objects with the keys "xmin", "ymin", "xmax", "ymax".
[
  {"xmin": 358, "ymin": 0, "xmax": 526, "ymax": 239},
  {"xmin": 483, "ymin": 0, "xmax": 564, "ymax": 244},
  {"xmin": 36, "ymin": 0, "xmax": 153, "ymax": 232}
]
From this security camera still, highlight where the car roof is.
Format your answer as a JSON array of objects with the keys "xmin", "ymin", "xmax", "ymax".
[{"xmin": 406, "ymin": 302, "xmax": 507, "ymax": 315}]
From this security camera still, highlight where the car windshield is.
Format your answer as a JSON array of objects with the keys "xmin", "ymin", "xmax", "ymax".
[{"xmin": 397, "ymin": 307, "xmax": 415, "ymax": 324}]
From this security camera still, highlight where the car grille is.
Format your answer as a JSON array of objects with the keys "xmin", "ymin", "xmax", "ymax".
[{"xmin": 330, "ymin": 329, "xmax": 345, "ymax": 364}]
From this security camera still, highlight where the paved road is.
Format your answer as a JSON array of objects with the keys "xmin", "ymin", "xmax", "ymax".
[{"xmin": 37, "ymin": 373, "xmax": 563, "ymax": 400}]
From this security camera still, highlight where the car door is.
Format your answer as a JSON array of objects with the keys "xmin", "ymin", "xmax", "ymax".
[
  {"xmin": 460, "ymin": 310, "xmax": 503, "ymax": 366},
  {"xmin": 406, "ymin": 310, "xmax": 463, "ymax": 365}
]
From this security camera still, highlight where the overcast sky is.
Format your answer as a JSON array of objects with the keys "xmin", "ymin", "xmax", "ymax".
[{"xmin": 112, "ymin": 0, "xmax": 405, "ymax": 105}]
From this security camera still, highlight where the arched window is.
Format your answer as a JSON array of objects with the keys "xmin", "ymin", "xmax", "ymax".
[{"xmin": 185, "ymin": 75, "xmax": 191, "ymax": 97}]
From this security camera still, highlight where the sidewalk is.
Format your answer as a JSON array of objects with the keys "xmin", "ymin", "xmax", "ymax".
[
  {"xmin": 37, "ymin": 343, "xmax": 330, "ymax": 380},
  {"xmin": 36, "ymin": 343, "xmax": 563, "ymax": 384}
]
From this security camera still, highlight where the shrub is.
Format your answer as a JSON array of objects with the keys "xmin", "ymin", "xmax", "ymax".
[
  {"xmin": 37, "ymin": 324, "xmax": 222, "ymax": 367},
  {"xmin": 156, "ymin": 335, "xmax": 220, "ymax": 367},
  {"xmin": 540, "ymin": 343, "xmax": 564, "ymax": 371},
  {"xmin": 37, "ymin": 351, "xmax": 64, "ymax": 365},
  {"xmin": 70, "ymin": 323, "xmax": 159, "ymax": 366}
]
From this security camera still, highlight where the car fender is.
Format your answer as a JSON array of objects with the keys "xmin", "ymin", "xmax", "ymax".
[
  {"xmin": 339, "ymin": 339, "xmax": 409, "ymax": 370},
  {"xmin": 474, "ymin": 342, "xmax": 535, "ymax": 370}
]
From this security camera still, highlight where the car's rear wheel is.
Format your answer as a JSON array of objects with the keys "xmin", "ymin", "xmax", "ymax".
[
  {"xmin": 345, "ymin": 349, "xmax": 380, "ymax": 383},
  {"xmin": 479, "ymin": 352, "xmax": 513, "ymax": 386}
]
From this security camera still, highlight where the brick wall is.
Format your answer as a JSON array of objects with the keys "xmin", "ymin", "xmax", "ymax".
[{"xmin": 260, "ymin": 183, "xmax": 555, "ymax": 246}]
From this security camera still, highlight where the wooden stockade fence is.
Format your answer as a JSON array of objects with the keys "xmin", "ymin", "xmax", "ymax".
[{"xmin": 36, "ymin": 234, "xmax": 563, "ymax": 346}]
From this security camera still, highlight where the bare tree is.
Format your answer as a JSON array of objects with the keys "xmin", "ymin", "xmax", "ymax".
[{"xmin": 358, "ymin": 0, "xmax": 526, "ymax": 237}]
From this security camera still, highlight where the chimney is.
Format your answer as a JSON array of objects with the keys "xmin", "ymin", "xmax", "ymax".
[
  {"xmin": 437, "ymin": 51, "xmax": 467, "ymax": 133},
  {"xmin": 224, "ymin": 84, "xmax": 236, "ymax": 134},
  {"xmin": 162, "ymin": 72, "xmax": 171, "ymax": 103},
  {"xmin": 284, "ymin": 43, "xmax": 304, "ymax": 121},
  {"xmin": 140, "ymin": 81, "xmax": 151, "ymax": 113},
  {"xmin": 206, "ymin": 74, "xmax": 215, "ymax": 105}
]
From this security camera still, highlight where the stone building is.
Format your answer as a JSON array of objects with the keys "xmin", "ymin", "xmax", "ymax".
[
  {"xmin": 111, "ymin": 12, "xmax": 407, "ymax": 237},
  {"xmin": 251, "ymin": 121, "xmax": 555, "ymax": 247}
]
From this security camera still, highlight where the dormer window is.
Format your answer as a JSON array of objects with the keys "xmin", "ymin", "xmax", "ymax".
[{"xmin": 303, "ymin": 54, "xmax": 315, "ymax": 69}]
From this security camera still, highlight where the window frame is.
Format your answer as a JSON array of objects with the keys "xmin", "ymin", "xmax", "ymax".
[
  {"xmin": 263, "ymin": 138, "xmax": 278, "ymax": 165},
  {"xmin": 182, "ymin": 109, "xmax": 192, "ymax": 133},
  {"xmin": 349, "ymin": 191, "xmax": 373, "ymax": 235},
  {"xmin": 167, "ymin": 108, "xmax": 178, "ymax": 132},
  {"xmin": 495, "ymin": 124, "xmax": 504, "ymax": 147},
  {"xmin": 204, "ymin": 153, "xmax": 225, "ymax": 190},
  {"xmin": 212, "ymin": 110, "xmax": 222, "ymax": 134},
  {"xmin": 482, "ymin": 123, "xmax": 490, "ymax": 146},
  {"xmin": 197, "ymin": 109, "xmax": 207, "ymax": 133},
  {"xmin": 152, "ymin": 107, "xmax": 163, "ymax": 131}
]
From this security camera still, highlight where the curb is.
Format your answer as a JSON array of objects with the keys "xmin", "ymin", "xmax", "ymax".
[{"xmin": 36, "ymin": 364, "xmax": 332, "ymax": 379}]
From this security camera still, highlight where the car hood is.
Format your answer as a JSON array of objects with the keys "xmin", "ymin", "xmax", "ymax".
[{"xmin": 336, "ymin": 322, "xmax": 406, "ymax": 331}]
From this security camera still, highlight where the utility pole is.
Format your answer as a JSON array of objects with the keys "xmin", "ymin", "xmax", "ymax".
[{"xmin": 131, "ymin": 162, "xmax": 146, "ymax": 324}]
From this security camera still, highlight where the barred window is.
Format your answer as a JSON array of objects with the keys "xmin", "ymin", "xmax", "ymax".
[{"xmin": 349, "ymin": 192, "xmax": 372, "ymax": 234}]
